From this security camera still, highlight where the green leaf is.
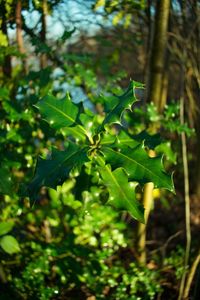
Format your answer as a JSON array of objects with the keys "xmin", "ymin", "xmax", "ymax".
[
  {"xmin": 116, "ymin": 130, "xmax": 140, "ymax": 148},
  {"xmin": 0, "ymin": 235, "xmax": 20, "ymax": 254},
  {"xmin": 101, "ymin": 80, "xmax": 144, "ymax": 128},
  {"xmin": 0, "ymin": 221, "xmax": 14, "ymax": 236},
  {"xmin": 99, "ymin": 164, "xmax": 144, "ymax": 223},
  {"xmin": 61, "ymin": 28, "xmax": 76, "ymax": 41},
  {"xmin": 155, "ymin": 142, "xmax": 177, "ymax": 164},
  {"xmin": 28, "ymin": 143, "xmax": 89, "ymax": 200},
  {"xmin": 133, "ymin": 130, "xmax": 162, "ymax": 149},
  {"xmin": 102, "ymin": 144, "xmax": 174, "ymax": 192},
  {"xmin": 0, "ymin": 164, "xmax": 13, "ymax": 196},
  {"xmin": 35, "ymin": 94, "xmax": 86, "ymax": 135}
]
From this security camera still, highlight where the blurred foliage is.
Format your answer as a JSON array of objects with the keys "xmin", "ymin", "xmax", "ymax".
[{"xmin": 0, "ymin": 0, "xmax": 199, "ymax": 299}]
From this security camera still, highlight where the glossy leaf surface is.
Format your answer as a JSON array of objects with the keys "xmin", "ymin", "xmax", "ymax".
[
  {"xmin": 102, "ymin": 80, "xmax": 144, "ymax": 127},
  {"xmin": 99, "ymin": 165, "xmax": 144, "ymax": 223},
  {"xmin": 102, "ymin": 144, "xmax": 174, "ymax": 192},
  {"xmin": 35, "ymin": 94, "xmax": 86, "ymax": 134},
  {"xmin": 28, "ymin": 143, "xmax": 89, "ymax": 199}
]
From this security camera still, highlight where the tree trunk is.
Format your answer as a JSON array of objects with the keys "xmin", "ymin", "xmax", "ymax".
[
  {"xmin": 137, "ymin": 0, "xmax": 170, "ymax": 265},
  {"xmin": 195, "ymin": 123, "xmax": 200, "ymax": 198},
  {"xmin": 0, "ymin": 1, "xmax": 12, "ymax": 77},
  {"xmin": 16, "ymin": 0, "xmax": 27, "ymax": 73},
  {"xmin": 147, "ymin": 0, "xmax": 170, "ymax": 112},
  {"xmin": 40, "ymin": 0, "xmax": 48, "ymax": 68}
]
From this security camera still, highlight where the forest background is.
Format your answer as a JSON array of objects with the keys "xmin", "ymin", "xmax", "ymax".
[{"xmin": 0, "ymin": 0, "xmax": 199, "ymax": 299}]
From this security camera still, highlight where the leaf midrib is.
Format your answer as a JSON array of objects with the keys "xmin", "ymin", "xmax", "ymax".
[
  {"xmin": 98, "ymin": 156, "xmax": 138, "ymax": 214},
  {"xmin": 105, "ymin": 147, "xmax": 171, "ymax": 189},
  {"xmin": 104, "ymin": 165, "xmax": 143, "ymax": 220},
  {"xmin": 40, "ymin": 100, "xmax": 89, "ymax": 137},
  {"xmin": 44, "ymin": 101, "xmax": 77, "ymax": 124},
  {"xmin": 38, "ymin": 147, "xmax": 87, "ymax": 183}
]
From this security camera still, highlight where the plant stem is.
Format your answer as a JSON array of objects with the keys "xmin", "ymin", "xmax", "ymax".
[
  {"xmin": 178, "ymin": 96, "xmax": 191, "ymax": 300},
  {"xmin": 137, "ymin": 149, "xmax": 155, "ymax": 264},
  {"xmin": 183, "ymin": 251, "xmax": 200, "ymax": 299}
]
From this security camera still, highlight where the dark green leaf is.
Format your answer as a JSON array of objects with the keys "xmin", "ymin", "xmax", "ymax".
[
  {"xmin": 133, "ymin": 130, "xmax": 162, "ymax": 149},
  {"xmin": 0, "ymin": 164, "xmax": 13, "ymax": 196},
  {"xmin": 99, "ymin": 164, "xmax": 144, "ymax": 223},
  {"xmin": 28, "ymin": 143, "xmax": 89, "ymax": 200},
  {"xmin": 61, "ymin": 28, "xmax": 76, "ymax": 41},
  {"xmin": 101, "ymin": 80, "xmax": 144, "ymax": 127},
  {"xmin": 102, "ymin": 144, "xmax": 174, "ymax": 192},
  {"xmin": 35, "ymin": 94, "xmax": 86, "ymax": 135}
]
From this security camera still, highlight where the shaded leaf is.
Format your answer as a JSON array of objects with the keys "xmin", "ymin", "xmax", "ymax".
[
  {"xmin": 61, "ymin": 28, "xmax": 76, "ymax": 41},
  {"xmin": 133, "ymin": 130, "xmax": 162, "ymax": 149},
  {"xmin": 28, "ymin": 143, "xmax": 89, "ymax": 200},
  {"xmin": 0, "ymin": 164, "xmax": 13, "ymax": 196}
]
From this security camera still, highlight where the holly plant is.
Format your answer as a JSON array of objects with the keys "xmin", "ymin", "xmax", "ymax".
[{"xmin": 28, "ymin": 81, "xmax": 174, "ymax": 223}]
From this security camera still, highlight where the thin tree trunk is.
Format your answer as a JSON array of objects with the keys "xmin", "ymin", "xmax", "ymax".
[
  {"xmin": 16, "ymin": 0, "xmax": 27, "ymax": 73},
  {"xmin": 193, "ymin": 0, "xmax": 200, "ymax": 199},
  {"xmin": 137, "ymin": 0, "xmax": 170, "ymax": 265},
  {"xmin": 147, "ymin": 0, "xmax": 170, "ymax": 112},
  {"xmin": 40, "ymin": 0, "xmax": 48, "ymax": 68},
  {"xmin": 194, "ymin": 123, "xmax": 200, "ymax": 198},
  {"xmin": 1, "ymin": 1, "xmax": 12, "ymax": 77}
]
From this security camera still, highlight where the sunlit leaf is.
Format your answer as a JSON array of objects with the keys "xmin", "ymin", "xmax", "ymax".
[
  {"xmin": 101, "ymin": 80, "xmax": 144, "ymax": 128},
  {"xmin": 35, "ymin": 94, "xmax": 86, "ymax": 136},
  {"xmin": 0, "ymin": 235, "xmax": 20, "ymax": 254},
  {"xmin": 99, "ymin": 164, "xmax": 144, "ymax": 223},
  {"xmin": 102, "ymin": 144, "xmax": 174, "ymax": 192},
  {"xmin": 0, "ymin": 221, "xmax": 14, "ymax": 236}
]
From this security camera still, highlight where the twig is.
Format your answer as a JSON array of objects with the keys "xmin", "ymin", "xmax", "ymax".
[
  {"xmin": 183, "ymin": 251, "xmax": 200, "ymax": 299},
  {"xmin": 178, "ymin": 85, "xmax": 191, "ymax": 300}
]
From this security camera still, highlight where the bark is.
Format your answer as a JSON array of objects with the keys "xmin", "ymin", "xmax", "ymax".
[
  {"xmin": 16, "ymin": 0, "xmax": 27, "ymax": 73},
  {"xmin": 137, "ymin": 0, "xmax": 170, "ymax": 264},
  {"xmin": 40, "ymin": 0, "xmax": 48, "ymax": 68},
  {"xmin": 193, "ymin": 0, "xmax": 200, "ymax": 198},
  {"xmin": 195, "ymin": 123, "xmax": 200, "ymax": 198},
  {"xmin": 147, "ymin": 0, "xmax": 170, "ymax": 112},
  {"xmin": 0, "ymin": 1, "xmax": 12, "ymax": 77}
]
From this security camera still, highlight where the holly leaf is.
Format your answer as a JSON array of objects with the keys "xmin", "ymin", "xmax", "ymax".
[
  {"xmin": 28, "ymin": 143, "xmax": 89, "ymax": 200},
  {"xmin": 100, "ymin": 129, "xmax": 139, "ymax": 148},
  {"xmin": 101, "ymin": 80, "xmax": 144, "ymax": 128},
  {"xmin": 35, "ymin": 94, "xmax": 87, "ymax": 137},
  {"xmin": 116, "ymin": 130, "xmax": 140, "ymax": 148},
  {"xmin": 102, "ymin": 144, "xmax": 174, "ymax": 192},
  {"xmin": 132, "ymin": 130, "xmax": 163, "ymax": 149},
  {"xmin": 99, "ymin": 165, "xmax": 144, "ymax": 223}
]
